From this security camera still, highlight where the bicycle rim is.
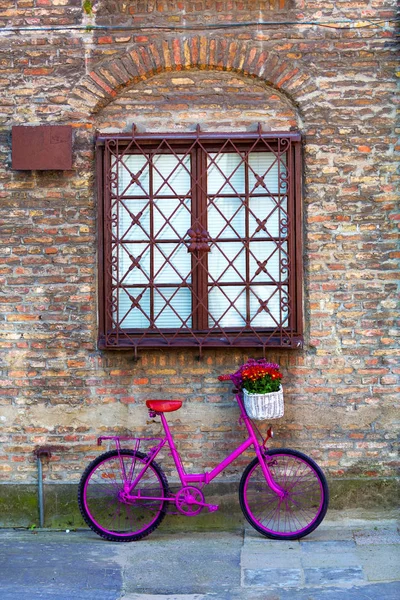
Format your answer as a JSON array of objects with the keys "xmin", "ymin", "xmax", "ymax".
[
  {"xmin": 79, "ymin": 450, "xmax": 168, "ymax": 541},
  {"xmin": 239, "ymin": 449, "xmax": 328, "ymax": 539}
]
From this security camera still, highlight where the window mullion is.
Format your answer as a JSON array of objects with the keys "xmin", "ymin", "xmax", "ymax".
[
  {"xmin": 195, "ymin": 144, "xmax": 208, "ymax": 331},
  {"xmin": 287, "ymin": 143, "xmax": 295, "ymax": 342},
  {"xmin": 190, "ymin": 146, "xmax": 198, "ymax": 330},
  {"xmin": 98, "ymin": 143, "xmax": 107, "ymax": 344},
  {"xmin": 115, "ymin": 143, "xmax": 120, "ymax": 344},
  {"xmin": 245, "ymin": 153, "xmax": 250, "ymax": 327},
  {"xmin": 294, "ymin": 142, "xmax": 303, "ymax": 335},
  {"xmin": 277, "ymin": 145, "xmax": 283, "ymax": 339},
  {"xmin": 149, "ymin": 151, "xmax": 154, "ymax": 328}
]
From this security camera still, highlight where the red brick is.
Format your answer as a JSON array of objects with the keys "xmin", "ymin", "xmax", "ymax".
[
  {"xmin": 89, "ymin": 71, "xmax": 117, "ymax": 97},
  {"xmin": 97, "ymin": 36, "xmax": 113, "ymax": 45},
  {"xmin": 23, "ymin": 68, "xmax": 53, "ymax": 76}
]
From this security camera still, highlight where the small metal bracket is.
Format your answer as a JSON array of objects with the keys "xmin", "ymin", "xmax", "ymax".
[{"xmin": 34, "ymin": 447, "xmax": 52, "ymax": 459}]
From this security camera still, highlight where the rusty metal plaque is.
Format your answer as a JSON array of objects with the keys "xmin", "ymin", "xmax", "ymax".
[{"xmin": 12, "ymin": 125, "xmax": 72, "ymax": 170}]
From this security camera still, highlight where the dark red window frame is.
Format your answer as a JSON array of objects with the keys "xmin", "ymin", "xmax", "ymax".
[{"xmin": 97, "ymin": 128, "xmax": 303, "ymax": 354}]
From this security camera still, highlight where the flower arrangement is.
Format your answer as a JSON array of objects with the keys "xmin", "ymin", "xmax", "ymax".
[
  {"xmin": 231, "ymin": 359, "xmax": 284, "ymax": 420},
  {"xmin": 230, "ymin": 358, "xmax": 282, "ymax": 395}
]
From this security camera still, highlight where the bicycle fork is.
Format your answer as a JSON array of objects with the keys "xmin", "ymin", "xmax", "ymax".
[
  {"xmin": 242, "ymin": 414, "xmax": 286, "ymax": 500},
  {"xmin": 256, "ymin": 448, "xmax": 286, "ymax": 499}
]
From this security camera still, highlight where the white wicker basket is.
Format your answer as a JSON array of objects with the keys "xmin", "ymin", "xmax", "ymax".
[{"xmin": 243, "ymin": 386, "xmax": 284, "ymax": 420}]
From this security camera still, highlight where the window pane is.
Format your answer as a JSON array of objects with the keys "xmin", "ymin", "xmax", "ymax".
[
  {"xmin": 248, "ymin": 196, "xmax": 287, "ymax": 239},
  {"xmin": 248, "ymin": 152, "xmax": 287, "ymax": 195},
  {"xmin": 117, "ymin": 155, "xmax": 149, "ymax": 196},
  {"xmin": 249, "ymin": 241, "xmax": 288, "ymax": 283},
  {"xmin": 154, "ymin": 288, "xmax": 192, "ymax": 328},
  {"xmin": 154, "ymin": 197, "xmax": 191, "ymax": 240},
  {"xmin": 208, "ymin": 242, "xmax": 245, "ymax": 283},
  {"xmin": 250, "ymin": 286, "xmax": 289, "ymax": 328},
  {"xmin": 207, "ymin": 153, "xmax": 245, "ymax": 195},
  {"xmin": 154, "ymin": 243, "xmax": 192, "ymax": 284},
  {"xmin": 117, "ymin": 199, "xmax": 150, "ymax": 241},
  {"xmin": 153, "ymin": 154, "xmax": 191, "ymax": 196},
  {"xmin": 117, "ymin": 288, "xmax": 150, "ymax": 329},
  {"xmin": 208, "ymin": 286, "xmax": 246, "ymax": 328},
  {"xmin": 118, "ymin": 244, "xmax": 150, "ymax": 285},
  {"xmin": 208, "ymin": 197, "xmax": 244, "ymax": 239}
]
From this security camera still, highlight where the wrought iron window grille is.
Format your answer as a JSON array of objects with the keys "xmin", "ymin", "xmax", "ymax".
[{"xmin": 97, "ymin": 125, "xmax": 303, "ymax": 355}]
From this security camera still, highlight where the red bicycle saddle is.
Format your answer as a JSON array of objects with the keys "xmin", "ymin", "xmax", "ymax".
[{"xmin": 146, "ymin": 400, "xmax": 182, "ymax": 412}]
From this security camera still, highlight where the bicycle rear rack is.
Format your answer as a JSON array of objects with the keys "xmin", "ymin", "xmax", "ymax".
[{"xmin": 97, "ymin": 435, "xmax": 165, "ymax": 455}]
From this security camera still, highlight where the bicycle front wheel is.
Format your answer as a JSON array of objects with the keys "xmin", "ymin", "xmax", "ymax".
[
  {"xmin": 78, "ymin": 449, "xmax": 169, "ymax": 542},
  {"xmin": 239, "ymin": 448, "xmax": 329, "ymax": 540}
]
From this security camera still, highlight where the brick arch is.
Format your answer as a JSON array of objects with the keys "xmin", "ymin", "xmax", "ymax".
[{"xmin": 68, "ymin": 35, "xmax": 312, "ymax": 116}]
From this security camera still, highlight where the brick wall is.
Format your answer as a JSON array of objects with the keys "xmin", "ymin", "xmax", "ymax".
[{"xmin": 0, "ymin": 0, "xmax": 398, "ymax": 516}]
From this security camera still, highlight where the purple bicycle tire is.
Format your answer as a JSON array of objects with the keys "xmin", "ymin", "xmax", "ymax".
[
  {"xmin": 239, "ymin": 448, "xmax": 329, "ymax": 540},
  {"xmin": 78, "ymin": 449, "xmax": 169, "ymax": 542}
]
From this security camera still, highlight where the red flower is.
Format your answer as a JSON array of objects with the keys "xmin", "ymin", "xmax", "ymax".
[{"xmin": 238, "ymin": 361, "xmax": 282, "ymax": 394}]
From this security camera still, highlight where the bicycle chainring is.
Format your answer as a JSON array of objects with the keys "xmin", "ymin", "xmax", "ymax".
[{"xmin": 175, "ymin": 486, "xmax": 205, "ymax": 516}]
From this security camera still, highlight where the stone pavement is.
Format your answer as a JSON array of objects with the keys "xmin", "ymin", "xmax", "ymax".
[{"xmin": 0, "ymin": 511, "xmax": 399, "ymax": 600}]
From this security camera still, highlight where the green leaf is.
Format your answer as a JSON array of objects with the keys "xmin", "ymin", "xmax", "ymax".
[{"xmin": 82, "ymin": 0, "xmax": 93, "ymax": 16}]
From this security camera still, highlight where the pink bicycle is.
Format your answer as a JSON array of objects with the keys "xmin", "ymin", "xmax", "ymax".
[{"xmin": 78, "ymin": 375, "xmax": 329, "ymax": 542}]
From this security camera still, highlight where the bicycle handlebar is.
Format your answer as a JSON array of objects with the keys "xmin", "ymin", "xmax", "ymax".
[{"xmin": 218, "ymin": 374, "xmax": 232, "ymax": 381}]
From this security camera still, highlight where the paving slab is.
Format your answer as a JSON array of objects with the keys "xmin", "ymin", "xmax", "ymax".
[
  {"xmin": 300, "ymin": 550, "xmax": 362, "ymax": 568},
  {"xmin": 300, "ymin": 540, "xmax": 357, "ymax": 553},
  {"xmin": 353, "ymin": 528, "xmax": 400, "ymax": 545},
  {"xmin": 117, "ymin": 533, "xmax": 242, "ymax": 596},
  {"xmin": 0, "ymin": 530, "xmax": 122, "ymax": 600},
  {"xmin": 304, "ymin": 566, "xmax": 365, "ymax": 585},
  {"xmin": 243, "ymin": 567, "xmax": 302, "ymax": 587},
  {"xmin": 357, "ymin": 545, "xmax": 400, "ymax": 582},
  {"xmin": 241, "ymin": 551, "xmax": 302, "ymax": 569}
]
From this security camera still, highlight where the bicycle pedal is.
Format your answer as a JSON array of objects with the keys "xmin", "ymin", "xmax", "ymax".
[{"xmin": 207, "ymin": 504, "xmax": 219, "ymax": 512}]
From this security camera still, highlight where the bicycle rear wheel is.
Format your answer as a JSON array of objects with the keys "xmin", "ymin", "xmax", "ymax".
[
  {"xmin": 78, "ymin": 449, "xmax": 169, "ymax": 542},
  {"xmin": 239, "ymin": 448, "xmax": 329, "ymax": 540}
]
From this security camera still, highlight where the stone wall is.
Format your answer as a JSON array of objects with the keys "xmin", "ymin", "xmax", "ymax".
[{"xmin": 0, "ymin": 0, "xmax": 398, "ymax": 524}]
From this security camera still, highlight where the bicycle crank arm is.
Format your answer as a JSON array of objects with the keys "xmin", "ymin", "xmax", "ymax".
[
  {"xmin": 179, "ymin": 499, "xmax": 219, "ymax": 512},
  {"xmin": 177, "ymin": 500, "xmax": 219, "ymax": 512}
]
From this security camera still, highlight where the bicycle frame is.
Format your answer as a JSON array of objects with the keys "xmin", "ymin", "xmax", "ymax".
[{"xmin": 99, "ymin": 393, "xmax": 286, "ymax": 502}]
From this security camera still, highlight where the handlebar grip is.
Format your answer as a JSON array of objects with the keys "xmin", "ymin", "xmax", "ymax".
[{"xmin": 218, "ymin": 374, "xmax": 231, "ymax": 381}]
